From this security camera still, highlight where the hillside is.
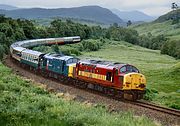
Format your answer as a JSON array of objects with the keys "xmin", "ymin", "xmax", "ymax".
[
  {"xmin": 155, "ymin": 9, "xmax": 180, "ymax": 23},
  {"xmin": 132, "ymin": 20, "xmax": 180, "ymax": 40},
  {"xmin": 0, "ymin": 6, "xmax": 124, "ymax": 25},
  {"xmin": 111, "ymin": 9, "xmax": 155, "ymax": 22},
  {"xmin": 132, "ymin": 9, "xmax": 180, "ymax": 39}
]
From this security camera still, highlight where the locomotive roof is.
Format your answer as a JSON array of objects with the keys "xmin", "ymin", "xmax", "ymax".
[
  {"xmin": 59, "ymin": 56, "xmax": 76, "ymax": 61},
  {"xmin": 79, "ymin": 60, "xmax": 127, "ymax": 68},
  {"xmin": 44, "ymin": 53, "xmax": 77, "ymax": 61}
]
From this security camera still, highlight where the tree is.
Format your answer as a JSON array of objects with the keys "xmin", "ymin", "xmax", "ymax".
[
  {"xmin": 0, "ymin": 23, "xmax": 13, "ymax": 37},
  {"xmin": 52, "ymin": 44, "xmax": 60, "ymax": 53},
  {"xmin": 0, "ymin": 44, "xmax": 5, "ymax": 60},
  {"xmin": 17, "ymin": 19, "xmax": 37, "ymax": 39},
  {"xmin": 0, "ymin": 14, "xmax": 6, "ymax": 23},
  {"xmin": 171, "ymin": 2, "xmax": 179, "ymax": 24},
  {"xmin": 171, "ymin": 2, "xmax": 178, "ymax": 10},
  {"xmin": 112, "ymin": 23, "xmax": 118, "ymax": 28},
  {"xmin": 127, "ymin": 20, "xmax": 132, "ymax": 27}
]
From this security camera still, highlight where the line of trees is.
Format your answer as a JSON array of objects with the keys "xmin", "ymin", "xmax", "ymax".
[{"xmin": 0, "ymin": 15, "xmax": 179, "ymax": 60}]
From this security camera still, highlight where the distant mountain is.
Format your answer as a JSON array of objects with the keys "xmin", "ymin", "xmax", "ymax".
[
  {"xmin": 0, "ymin": 6, "xmax": 124, "ymax": 25},
  {"xmin": 155, "ymin": 9, "xmax": 180, "ymax": 23},
  {"xmin": 111, "ymin": 9, "xmax": 155, "ymax": 22},
  {"xmin": 0, "ymin": 4, "xmax": 18, "ymax": 10}
]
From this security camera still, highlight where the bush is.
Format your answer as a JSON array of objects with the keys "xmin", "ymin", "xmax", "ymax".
[
  {"xmin": 60, "ymin": 48, "xmax": 81, "ymax": 56},
  {"xmin": 169, "ymin": 103, "xmax": 180, "ymax": 109},
  {"xmin": 82, "ymin": 39, "xmax": 103, "ymax": 51},
  {"xmin": 144, "ymin": 88, "xmax": 158, "ymax": 101},
  {"xmin": 161, "ymin": 40, "xmax": 180, "ymax": 59}
]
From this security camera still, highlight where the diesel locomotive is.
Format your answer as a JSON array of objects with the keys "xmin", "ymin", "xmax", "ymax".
[{"xmin": 10, "ymin": 36, "xmax": 146, "ymax": 100}]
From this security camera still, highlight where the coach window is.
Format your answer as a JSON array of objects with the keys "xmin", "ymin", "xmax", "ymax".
[{"xmin": 106, "ymin": 72, "xmax": 112, "ymax": 81}]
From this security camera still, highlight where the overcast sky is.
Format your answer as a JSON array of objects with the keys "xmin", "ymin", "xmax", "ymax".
[{"xmin": 0, "ymin": 0, "xmax": 179, "ymax": 16}]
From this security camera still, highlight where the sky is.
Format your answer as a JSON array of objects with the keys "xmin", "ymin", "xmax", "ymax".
[{"xmin": 0, "ymin": 0, "xmax": 179, "ymax": 16}]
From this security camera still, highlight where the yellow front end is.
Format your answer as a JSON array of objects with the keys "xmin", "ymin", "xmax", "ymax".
[
  {"xmin": 68, "ymin": 64, "xmax": 76, "ymax": 77},
  {"xmin": 123, "ymin": 73, "xmax": 146, "ymax": 90}
]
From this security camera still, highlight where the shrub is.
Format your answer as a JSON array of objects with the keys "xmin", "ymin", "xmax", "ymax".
[
  {"xmin": 161, "ymin": 40, "xmax": 180, "ymax": 59},
  {"xmin": 82, "ymin": 39, "xmax": 103, "ymax": 51},
  {"xmin": 144, "ymin": 88, "xmax": 158, "ymax": 101},
  {"xmin": 169, "ymin": 103, "xmax": 180, "ymax": 109}
]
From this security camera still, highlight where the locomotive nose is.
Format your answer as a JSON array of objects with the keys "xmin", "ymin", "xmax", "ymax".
[{"xmin": 123, "ymin": 73, "xmax": 146, "ymax": 90}]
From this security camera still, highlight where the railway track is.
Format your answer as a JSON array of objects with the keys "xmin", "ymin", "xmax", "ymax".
[{"xmin": 134, "ymin": 101, "xmax": 180, "ymax": 117}]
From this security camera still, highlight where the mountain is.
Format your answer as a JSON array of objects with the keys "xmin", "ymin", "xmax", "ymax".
[
  {"xmin": 0, "ymin": 4, "xmax": 18, "ymax": 10},
  {"xmin": 155, "ymin": 9, "xmax": 180, "ymax": 23},
  {"xmin": 0, "ymin": 6, "xmax": 124, "ymax": 25},
  {"xmin": 111, "ymin": 9, "xmax": 155, "ymax": 22}
]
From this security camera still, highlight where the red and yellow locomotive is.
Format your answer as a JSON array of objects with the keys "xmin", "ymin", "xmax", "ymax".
[{"xmin": 75, "ymin": 60, "xmax": 146, "ymax": 100}]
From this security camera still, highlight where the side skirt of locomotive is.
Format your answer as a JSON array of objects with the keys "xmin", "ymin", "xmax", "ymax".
[{"xmin": 13, "ymin": 58, "xmax": 144, "ymax": 101}]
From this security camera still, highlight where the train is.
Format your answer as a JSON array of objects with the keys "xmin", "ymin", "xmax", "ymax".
[{"xmin": 10, "ymin": 36, "xmax": 146, "ymax": 100}]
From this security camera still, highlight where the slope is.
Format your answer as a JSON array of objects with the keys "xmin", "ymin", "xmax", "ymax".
[
  {"xmin": 132, "ymin": 9, "xmax": 180, "ymax": 40},
  {"xmin": 133, "ymin": 20, "xmax": 180, "ymax": 41},
  {"xmin": 155, "ymin": 9, "xmax": 180, "ymax": 23}
]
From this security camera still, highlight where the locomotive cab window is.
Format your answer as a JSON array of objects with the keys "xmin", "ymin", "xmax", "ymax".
[
  {"xmin": 120, "ymin": 66, "xmax": 126, "ymax": 73},
  {"xmin": 106, "ymin": 72, "xmax": 112, "ymax": 81},
  {"xmin": 66, "ymin": 59, "xmax": 73, "ymax": 64},
  {"xmin": 120, "ymin": 65, "xmax": 139, "ymax": 73},
  {"xmin": 72, "ymin": 58, "xmax": 78, "ymax": 63},
  {"xmin": 127, "ymin": 65, "xmax": 139, "ymax": 73}
]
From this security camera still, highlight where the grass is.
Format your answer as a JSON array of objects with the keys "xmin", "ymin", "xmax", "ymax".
[
  {"xmin": 132, "ymin": 20, "xmax": 180, "ymax": 41},
  {"xmin": 77, "ymin": 40, "xmax": 180, "ymax": 109},
  {"xmin": 0, "ymin": 63, "xmax": 157, "ymax": 126}
]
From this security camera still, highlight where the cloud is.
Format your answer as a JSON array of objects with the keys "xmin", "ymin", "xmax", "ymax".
[
  {"xmin": 141, "ymin": 7, "xmax": 171, "ymax": 16},
  {"xmin": 0, "ymin": 0, "xmax": 179, "ymax": 16}
]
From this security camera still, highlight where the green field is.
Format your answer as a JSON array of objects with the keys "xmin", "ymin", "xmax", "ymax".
[
  {"xmin": 0, "ymin": 63, "xmax": 157, "ymax": 126},
  {"xmin": 132, "ymin": 20, "xmax": 180, "ymax": 41}
]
